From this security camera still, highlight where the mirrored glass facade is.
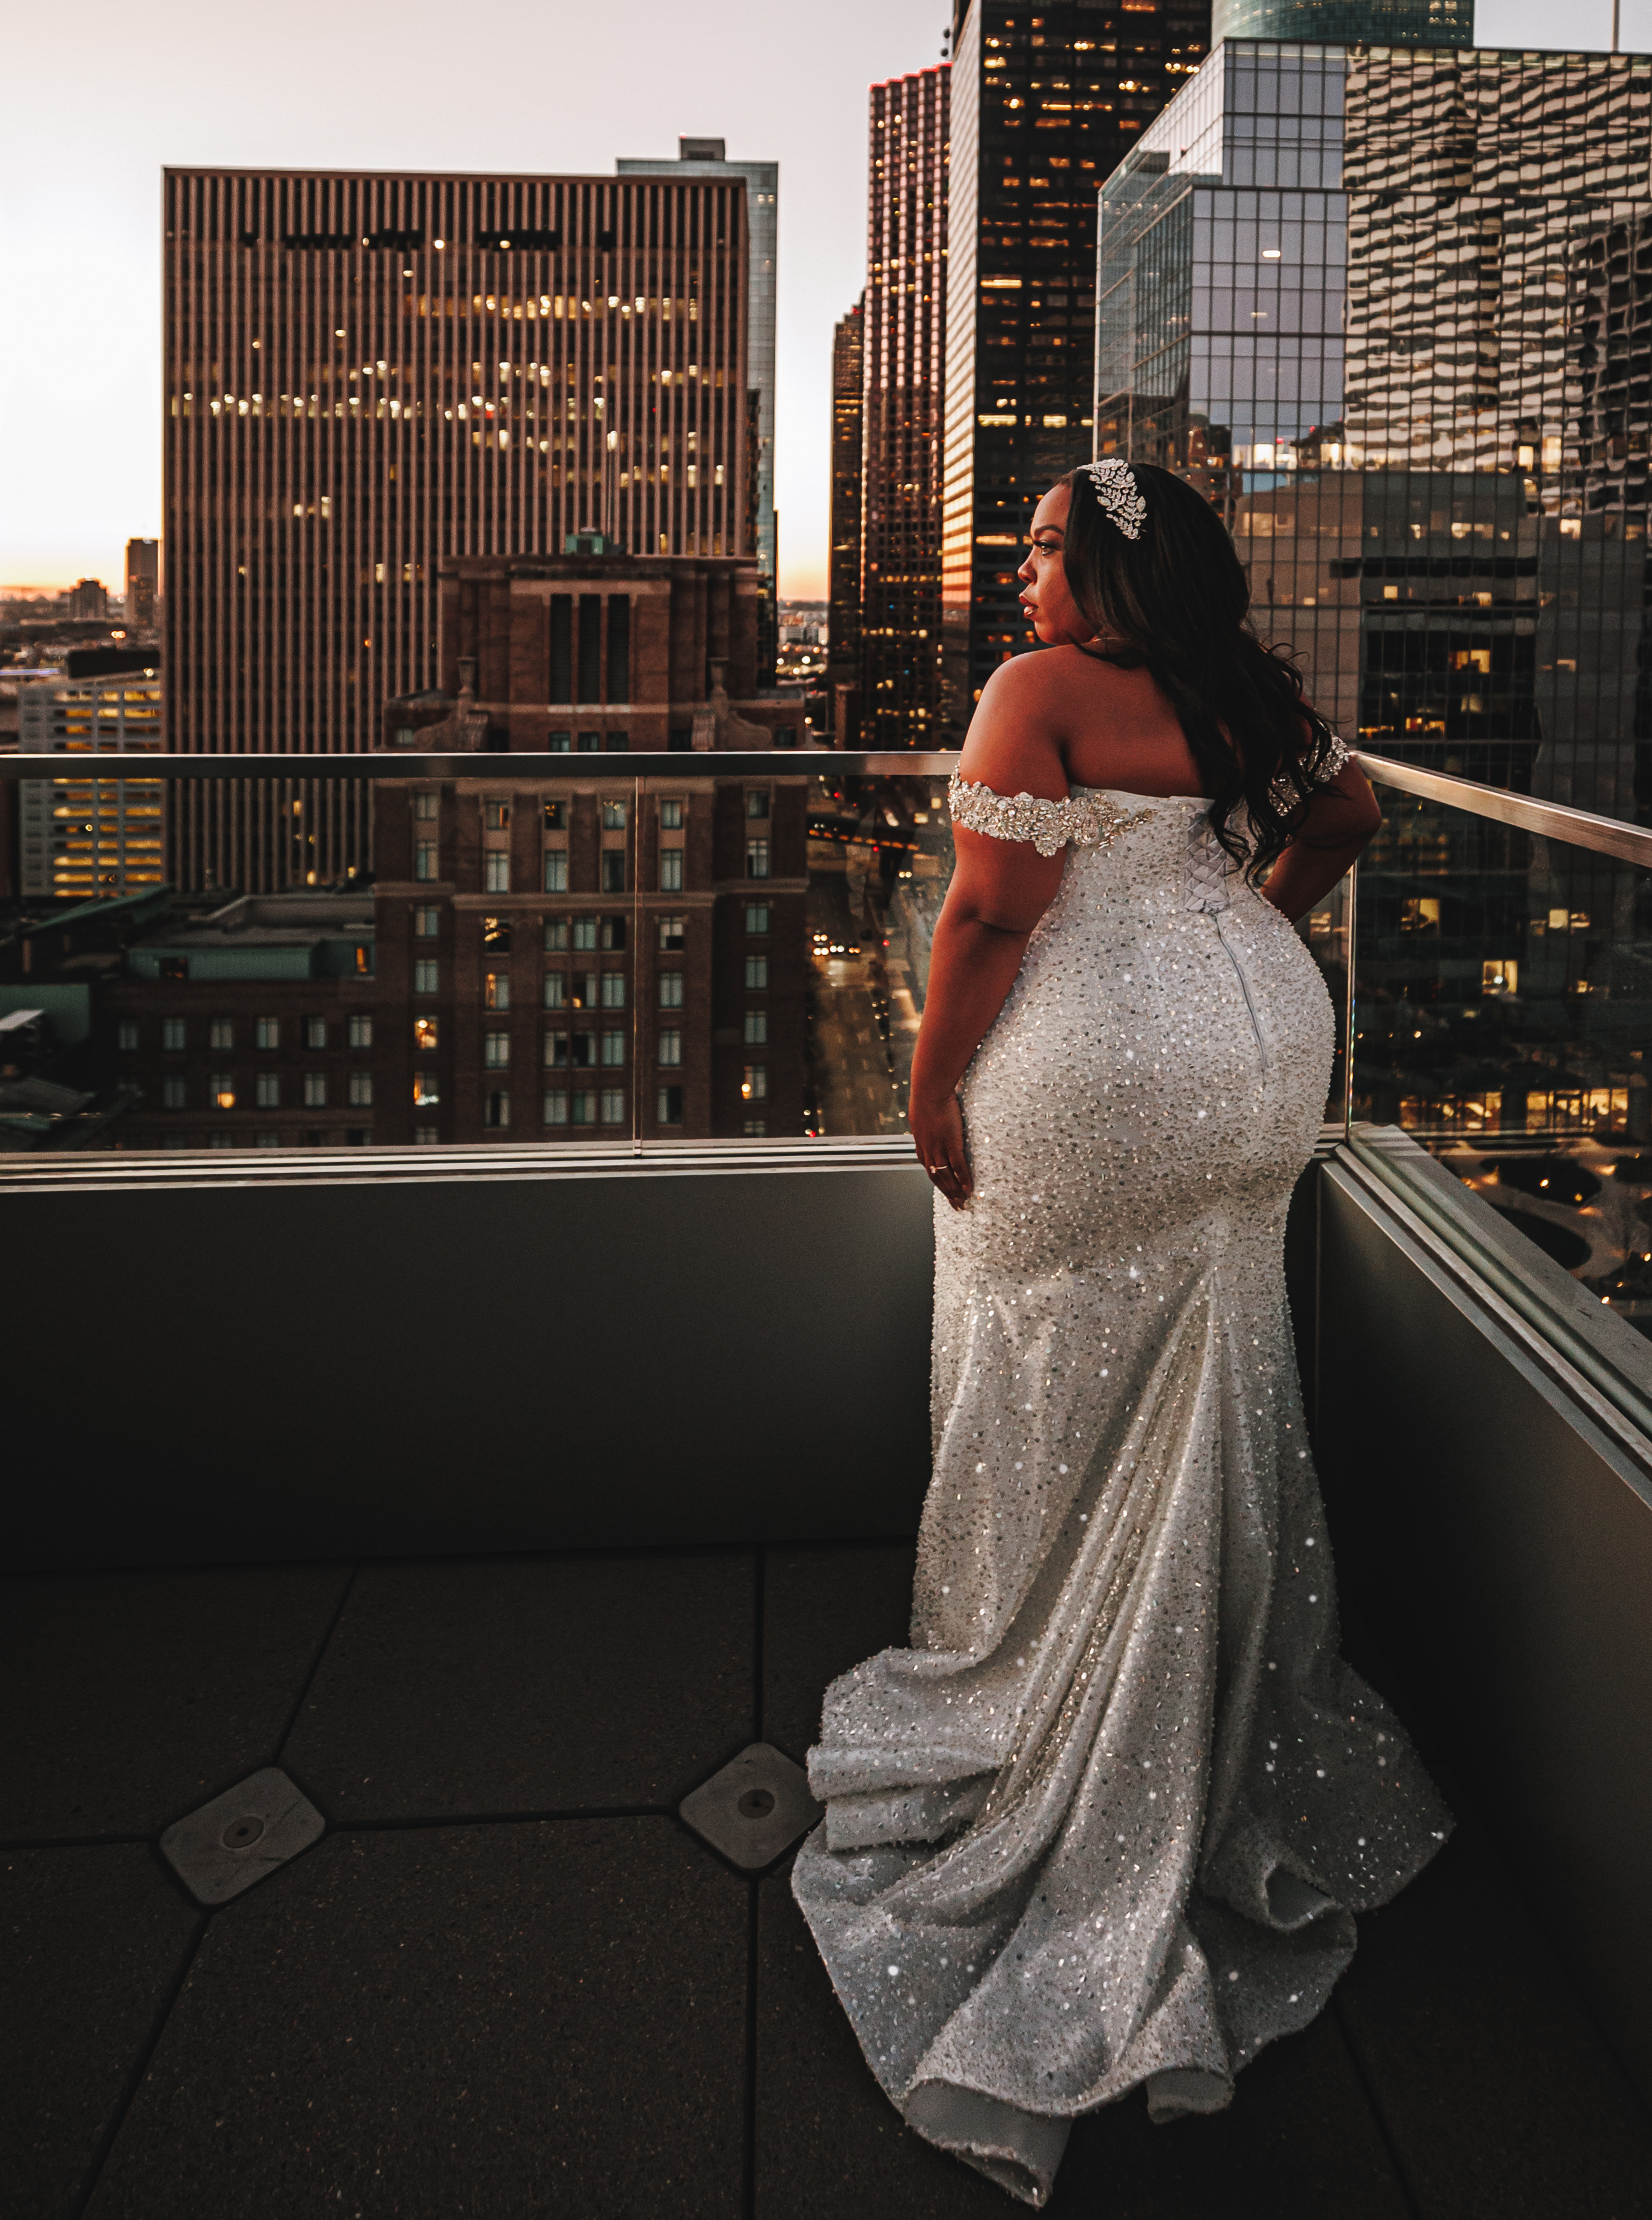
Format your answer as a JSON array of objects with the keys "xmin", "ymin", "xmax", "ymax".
[
  {"xmin": 1214, "ymin": 0, "xmax": 1469, "ymax": 41},
  {"xmin": 1099, "ymin": 44, "xmax": 1652, "ymax": 1324},
  {"xmin": 1096, "ymin": 42, "xmax": 1356, "ymax": 722},
  {"xmin": 1098, "ymin": 41, "xmax": 1652, "ymax": 798}
]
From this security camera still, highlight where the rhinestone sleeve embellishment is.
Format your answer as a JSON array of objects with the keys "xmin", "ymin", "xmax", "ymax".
[
  {"xmin": 1269, "ymin": 733, "xmax": 1353, "ymax": 816},
  {"xmin": 1318, "ymin": 734, "xmax": 1353, "ymax": 778},
  {"xmin": 948, "ymin": 770, "xmax": 1147, "ymax": 858}
]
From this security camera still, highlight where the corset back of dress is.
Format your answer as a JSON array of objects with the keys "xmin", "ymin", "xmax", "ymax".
[{"xmin": 1037, "ymin": 789, "xmax": 1254, "ymax": 943}]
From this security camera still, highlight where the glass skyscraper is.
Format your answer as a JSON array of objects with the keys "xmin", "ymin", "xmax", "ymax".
[
  {"xmin": 1096, "ymin": 40, "xmax": 1652, "ymax": 814},
  {"xmin": 1213, "ymin": 0, "xmax": 1470, "ymax": 40}
]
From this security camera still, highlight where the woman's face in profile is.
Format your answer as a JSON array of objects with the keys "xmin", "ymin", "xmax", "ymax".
[{"xmin": 1017, "ymin": 482, "xmax": 1093, "ymax": 647}]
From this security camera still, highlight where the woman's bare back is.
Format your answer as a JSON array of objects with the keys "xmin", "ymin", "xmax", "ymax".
[{"xmin": 959, "ymin": 642, "xmax": 1209, "ymax": 802}]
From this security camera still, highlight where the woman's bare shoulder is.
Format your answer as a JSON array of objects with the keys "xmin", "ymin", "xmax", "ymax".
[{"xmin": 957, "ymin": 657, "xmax": 1070, "ymax": 799}]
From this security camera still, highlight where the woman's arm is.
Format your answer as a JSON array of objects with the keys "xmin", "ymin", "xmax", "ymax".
[
  {"xmin": 1261, "ymin": 760, "xmax": 1383, "ymax": 924},
  {"xmin": 909, "ymin": 665, "xmax": 1068, "ymax": 1209}
]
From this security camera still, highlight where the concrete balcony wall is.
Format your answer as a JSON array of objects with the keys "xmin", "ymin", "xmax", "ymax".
[
  {"xmin": 4, "ymin": 1148, "xmax": 935, "ymax": 1570},
  {"xmin": 1314, "ymin": 1139, "xmax": 1652, "ymax": 2109}
]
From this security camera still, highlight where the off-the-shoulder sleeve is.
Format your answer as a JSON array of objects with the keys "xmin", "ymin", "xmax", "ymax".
[
  {"xmin": 947, "ymin": 771, "xmax": 1144, "ymax": 858},
  {"xmin": 1268, "ymin": 733, "xmax": 1354, "ymax": 814},
  {"xmin": 1313, "ymin": 734, "xmax": 1353, "ymax": 779}
]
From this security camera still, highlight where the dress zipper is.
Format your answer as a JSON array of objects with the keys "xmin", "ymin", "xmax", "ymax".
[{"xmin": 1214, "ymin": 914, "xmax": 1268, "ymax": 1075}]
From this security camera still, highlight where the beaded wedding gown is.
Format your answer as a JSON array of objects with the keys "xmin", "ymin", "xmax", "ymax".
[{"xmin": 792, "ymin": 771, "xmax": 1451, "ymax": 2207}]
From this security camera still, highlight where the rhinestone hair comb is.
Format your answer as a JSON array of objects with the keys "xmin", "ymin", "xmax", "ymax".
[{"xmin": 1080, "ymin": 458, "xmax": 1147, "ymax": 541}]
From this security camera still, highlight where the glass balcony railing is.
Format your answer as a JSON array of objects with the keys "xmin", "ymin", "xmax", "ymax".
[
  {"xmin": 0, "ymin": 751, "xmax": 960, "ymax": 1158},
  {"xmin": 1347, "ymin": 751, "xmax": 1652, "ymax": 1342},
  {"xmin": 6, "ymin": 741, "xmax": 1651, "ymax": 1348}
]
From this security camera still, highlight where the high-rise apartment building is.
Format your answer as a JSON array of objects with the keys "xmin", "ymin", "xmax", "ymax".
[
  {"xmin": 619, "ymin": 140, "xmax": 779, "ymax": 678},
  {"xmin": 827, "ymin": 299, "xmax": 865, "ymax": 709},
  {"xmin": 124, "ymin": 541, "xmax": 160, "ymax": 635},
  {"xmin": 162, "ymin": 166, "xmax": 751, "ymax": 888},
  {"xmin": 861, "ymin": 67, "xmax": 950, "ymax": 748},
  {"xmin": 18, "ymin": 672, "xmax": 165, "ymax": 900},
  {"xmin": 939, "ymin": 0, "xmax": 1210, "ymax": 735}
]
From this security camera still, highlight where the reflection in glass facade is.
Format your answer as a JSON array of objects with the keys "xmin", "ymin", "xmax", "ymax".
[
  {"xmin": 1213, "ymin": 0, "xmax": 1469, "ymax": 42},
  {"xmin": 1344, "ymin": 46, "xmax": 1652, "ymax": 820},
  {"xmin": 1096, "ymin": 42, "xmax": 1356, "ymax": 723},
  {"xmin": 1096, "ymin": 37, "xmax": 1652, "ymax": 796}
]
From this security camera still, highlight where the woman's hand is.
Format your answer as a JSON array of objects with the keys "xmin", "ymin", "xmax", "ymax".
[{"xmin": 911, "ymin": 1090, "xmax": 972, "ymax": 1211}]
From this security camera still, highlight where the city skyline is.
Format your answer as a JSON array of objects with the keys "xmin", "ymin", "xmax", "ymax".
[{"xmin": 0, "ymin": 0, "xmax": 1601, "ymax": 600}]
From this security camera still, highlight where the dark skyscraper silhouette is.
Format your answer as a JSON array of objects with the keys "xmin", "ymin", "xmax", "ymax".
[
  {"xmin": 827, "ymin": 298, "xmax": 865, "ymax": 724},
  {"xmin": 940, "ymin": 0, "xmax": 1210, "ymax": 736},
  {"xmin": 861, "ymin": 66, "xmax": 950, "ymax": 748}
]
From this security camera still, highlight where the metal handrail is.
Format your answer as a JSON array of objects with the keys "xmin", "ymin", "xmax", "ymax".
[{"xmin": 1353, "ymin": 750, "xmax": 1652, "ymax": 870}]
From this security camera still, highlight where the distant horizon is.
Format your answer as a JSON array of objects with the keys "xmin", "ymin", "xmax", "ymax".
[{"xmin": 0, "ymin": 0, "xmax": 1630, "ymax": 596}]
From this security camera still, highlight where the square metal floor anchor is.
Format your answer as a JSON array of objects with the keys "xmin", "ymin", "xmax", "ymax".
[
  {"xmin": 160, "ymin": 1766, "xmax": 325, "ymax": 1905},
  {"xmin": 679, "ymin": 1741, "xmax": 823, "ymax": 1872}
]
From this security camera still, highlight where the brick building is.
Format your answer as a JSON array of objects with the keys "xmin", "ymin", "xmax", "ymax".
[
  {"xmin": 375, "ymin": 546, "xmax": 809, "ymax": 1144},
  {"xmin": 384, "ymin": 547, "xmax": 797, "ymax": 755},
  {"xmin": 369, "ymin": 771, "xmax": 806, "ymax": 1145},
  {"xmin": 99, "ymin": 893, "xmax": 379, "ymax": 1148}
]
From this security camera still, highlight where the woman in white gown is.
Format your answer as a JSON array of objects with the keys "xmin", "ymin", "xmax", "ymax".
[{"xmin": 792, "ymin": 461, "xmax": 1451, "ymax": 2206}]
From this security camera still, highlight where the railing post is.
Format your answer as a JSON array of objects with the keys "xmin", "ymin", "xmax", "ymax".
[
  {"xmin": 1343, "ymin": 853, "xmax": 1358, "ymax": 1141},
  {"xmin": 633, "ymin": 773, "xmax": 643, "ymax": 1156}
]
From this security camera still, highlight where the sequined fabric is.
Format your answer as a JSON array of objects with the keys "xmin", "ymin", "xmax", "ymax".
[{"xmin": 793, "ymin": 786, "xmax": 1449, "ymax": 2208}]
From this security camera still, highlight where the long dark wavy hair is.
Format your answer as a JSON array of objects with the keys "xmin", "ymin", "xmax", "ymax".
[{"xmin": 1058, "ymin": 461, "xmax": 1343, "ymax": 879}]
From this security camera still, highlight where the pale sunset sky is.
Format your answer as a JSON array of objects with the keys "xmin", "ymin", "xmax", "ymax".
[{"xmin": 0, "ymin": 0, "xmax": 1633, "ymax": 599}]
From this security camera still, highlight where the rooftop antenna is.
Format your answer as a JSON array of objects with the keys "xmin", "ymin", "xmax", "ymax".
[{"xmin": 1613, "ymin": 0, "xmax": 1621, "ymax": 51}]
